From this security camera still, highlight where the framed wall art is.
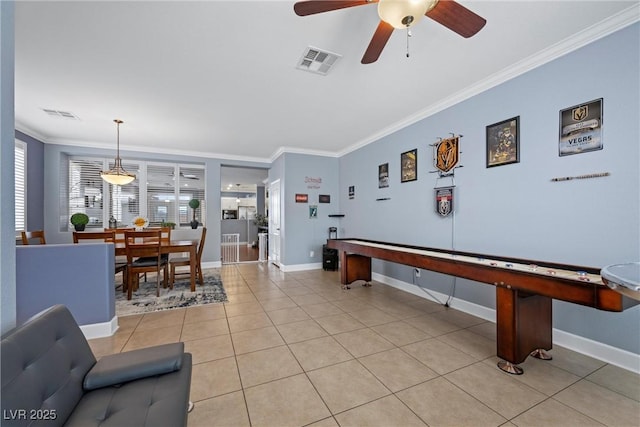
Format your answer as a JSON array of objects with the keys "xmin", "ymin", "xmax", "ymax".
[
  {"xmin": 486, "ymin": 116, "xmax": 519, "ymax": 168},
  {"xmin": 559, "ymin": 98, "xmax": 603, "ymax": 156},
  {"xmin": 295, "ymin": 193, "xmax": 308, "ymax": 203},
  {"xmin": 319, "ymin": 194, "xmax": 330, "ymax": 203},
  {"xmin": 378, "ymin": 163, "xmax": 389, "ymax": 188},
  {"xmin": 401, "ymin": 149, "xmax": 417, "ymax": 182}
]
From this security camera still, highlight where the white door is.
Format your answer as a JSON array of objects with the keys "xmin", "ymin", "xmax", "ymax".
[{"xmin": 269, "ymin": 179, "xmax": 281, "ymax": 267}]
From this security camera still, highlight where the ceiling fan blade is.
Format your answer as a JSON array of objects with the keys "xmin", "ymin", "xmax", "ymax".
[
  {"xmin": 294, "ymin": 1, "xmax": 376, "ymax": 17},
  {"xmin": 426, "ymin": 0, "xmax": 486, "ymax": 38},
  {"xmin": 361, "ymin": 20, "xmax": 394, "ymax": 64}
]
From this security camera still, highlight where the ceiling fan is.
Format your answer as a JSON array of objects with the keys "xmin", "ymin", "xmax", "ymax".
[{"xmin": 293, "ymin": 0, "xmax": 486, "ymax": 64}]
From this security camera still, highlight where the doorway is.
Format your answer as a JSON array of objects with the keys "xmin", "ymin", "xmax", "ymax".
[
  {"xmin": 220, "ymin": 166, "xmax": 269, "ymax": 263},
  {"xmin": 269, "ymin": 179, "xmax": 281, "ymax": 267}
]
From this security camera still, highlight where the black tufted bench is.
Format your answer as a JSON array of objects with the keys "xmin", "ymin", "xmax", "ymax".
[{"xmin": 1, "ymin": 305, "xmax": 192, "ymax": 426}]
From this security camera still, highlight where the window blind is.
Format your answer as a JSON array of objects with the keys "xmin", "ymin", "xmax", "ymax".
[
  {"xmin": 63, "ymin": 158, "xmax": 204, "ymax": 229},
  {"xmin": 15, "ymin": 140, "xmax": 26, "ymax": 231},
  {"xmin": 179, "ymin": 166, "xmax": 206, "ymax": 227}
]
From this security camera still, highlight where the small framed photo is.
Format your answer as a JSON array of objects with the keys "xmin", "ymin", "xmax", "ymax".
[
  {"xmin": 319, "ymin": 194, "xmax": 330, "ymax": 203},
  {"xmin": 486, "ymin": 116, "xmax": 519, "ymax": 168},
  {"xmin": 309, "ymin": 205, "xmax": 318, "ymax": 218},
  {"xmin": 401, "ymin": 149, "xmax": 417, "ymax": 182},
  {"xmin": 348, "ymin": 186, "xmax": 355, "ymax": 199},
  {"xmin": 295, "ymin": 193, "xmax": 308, "ymax": 203},
  {"xmin": 378, "ymin": 163, "xmax": 389, "ymax": 188}
]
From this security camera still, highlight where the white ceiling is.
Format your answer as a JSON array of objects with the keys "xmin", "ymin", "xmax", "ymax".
[{"xmin": 14, "ymin": 0, "xmax": 638, "ymax": 167}]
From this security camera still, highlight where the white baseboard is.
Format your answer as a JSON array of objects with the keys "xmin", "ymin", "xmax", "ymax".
[
  {"xmin": 202, "ymin": 261, "xmax": 222, "ymax": 269},
  {"xmin": 280, "ymin": 262, "xmax": 322, "ymax": 272},
  {"xmin": 80, "ymin": 315, "xmax": 118, "ymax": 340},
  {"xmin": 553, "ymin": 329, "xmax": 640, "ymax": 374},
  {"xmin": 373, "ymin": 273, "xmax": 496, "ymax": 322},
  {"xmin": 373, "ymin": 272, "xmax": 640, "ymax": 374}
]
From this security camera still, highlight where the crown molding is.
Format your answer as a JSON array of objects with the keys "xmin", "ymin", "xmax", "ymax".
[
  {"xmin": 269, "ymin": 145, "xmax": 340, "ymax": 162},
  {"xmin": 14, "ymin": 120, "xmax": 49, "ymax": 143}
]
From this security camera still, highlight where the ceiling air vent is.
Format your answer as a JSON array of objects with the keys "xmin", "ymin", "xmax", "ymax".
[
  {"xmin": 296, "ymin": 46, "xmax": 341, "ymax": 76},
  {"xmin": 42, "ymin": 108, "xmax": 80, "ymax": 120}
]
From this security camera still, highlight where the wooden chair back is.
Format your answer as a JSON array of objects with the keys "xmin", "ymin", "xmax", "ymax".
[
  {"xmin": 148, "ymin": 227, "xmax": 172, "ymax": 243},
  {"xmin": 123, "ymin": 229, "xmax": 167, "ymax": 299},
  {"xmin": 196, "ymin": 227, "xmax": 207, "ymax": 263},
  {"xmin": 21, "ymin": 230, "xmax": 46, "ymax": 245},
  {"xmin": 73, "ymin": 230, "xmax": 115, "ymax": 243},
  {"xmin": 123, "ymin": 230, "xmax": 162, "ymax": 263}
]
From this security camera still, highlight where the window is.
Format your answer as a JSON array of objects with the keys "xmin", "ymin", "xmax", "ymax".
[
  {"xmin": 15, "ymin": 140, "xmax": 26, "ymax": 231},
  {"xmin": 178, "ymin": 166, "xmax": 205, "ymax": 227},
  {"xmin": 68, "ymin": 159, "xmax": 104, "ymax": 228},
  {"xmin": 63, "ymin": 157, "xmax": 204, "ymax": 230},
  {"xmin": 147, "ymin": 164, "xmax": 176, "ymax": 226}
]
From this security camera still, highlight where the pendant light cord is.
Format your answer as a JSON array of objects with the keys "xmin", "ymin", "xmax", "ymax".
[{"xmin": 114, "ymin": 119, "xmax": 123, "ymax": 162}]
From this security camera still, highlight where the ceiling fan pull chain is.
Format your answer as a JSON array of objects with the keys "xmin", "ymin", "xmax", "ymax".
[{"xmin": 406, "ymin": 28, "xmax": 412, "ymax": 58}]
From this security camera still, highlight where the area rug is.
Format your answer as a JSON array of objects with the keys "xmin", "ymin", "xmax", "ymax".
[{"xmin": 115, "ymin": 270, "xmax": 227, "ymax": 316}]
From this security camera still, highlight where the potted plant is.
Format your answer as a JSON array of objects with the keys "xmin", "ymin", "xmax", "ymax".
[
  {"xmin": 160, "ymin": 221, "xmax": 176, "ymax": 229},
  {"xmin": 70, "ymin": 212, "xmax": 89, "ymax": 231},
  {"xmin": 254, "ymin": 213, "xmax": 268, "ymax": 230},
  {"xmin": 188, "ymin": 198, "xmax": 200, "ymax": 229}
]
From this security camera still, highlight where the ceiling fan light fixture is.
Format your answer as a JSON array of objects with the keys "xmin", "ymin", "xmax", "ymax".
[
  {"xmin": 101, "ymin": 119, "xmax": 136, "ymax": 186},
  {"xmin": 378, "ymin": 0, "xmax": 438, "ymax": 29}
]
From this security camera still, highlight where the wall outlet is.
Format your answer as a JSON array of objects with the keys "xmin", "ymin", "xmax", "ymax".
[
  {"xmin": 414, "ymin": 268, "xmax": 420, "ymax": 277},
  {"xmin": 310, "ymin": 250, "xmax": 314, "ymax": 257}
]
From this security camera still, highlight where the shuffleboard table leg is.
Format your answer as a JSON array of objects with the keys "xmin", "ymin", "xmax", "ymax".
[
  {"xmin": 496, "ymin": 286, "xmax": 553, "ymax": 374},
  {"xmin": 339, "ymin": 252, "xmax": 372, "ymax": 290}
]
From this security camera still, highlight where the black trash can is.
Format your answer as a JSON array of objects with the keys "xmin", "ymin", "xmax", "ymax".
[{"xmin": 322, "ymin": 244, "xmax": 338, "ymax": 271}]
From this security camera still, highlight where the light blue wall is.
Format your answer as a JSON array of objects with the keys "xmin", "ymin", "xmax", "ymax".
[
  {"xmin": 16, "ymin": 244, "xmax": 115, "ymax": 326},
  {"xmin": 42, "ymin": 143, "xmax": 269, "ymax": 264},
  {"xmin": 1, "ymin": 1, "xmax": 16, "ymax": 334},
  {"xmin": 338, "ymin": 23, "xmax": 640, "ymax": 354},
  {"xmin": 270, "ymin": 152, "xmax": 340, "ymax": 267}
]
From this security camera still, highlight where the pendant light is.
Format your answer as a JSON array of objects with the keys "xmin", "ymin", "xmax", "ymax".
[{"xmin": 101, "ymin": 119, "xmax": 136, "ymax": 185}]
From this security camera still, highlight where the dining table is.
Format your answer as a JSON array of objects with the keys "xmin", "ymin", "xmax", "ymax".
[{"xmin": 114, "ymin": 238, "xmax": 199, "ymax": 291}]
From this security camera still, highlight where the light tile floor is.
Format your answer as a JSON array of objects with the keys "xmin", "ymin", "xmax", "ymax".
[{"xmin": 88, "ymin": 263, "xmax": 640, "ymax": 427}]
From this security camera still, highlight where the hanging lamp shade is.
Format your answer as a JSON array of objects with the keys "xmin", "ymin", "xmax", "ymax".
[
  {"xmin": 101, "ymin": 119, "xmax": 136, "ymax": 185},
  {"xmin": 377, "ymin": 0, "xmax": 438, "ymax": 29}
]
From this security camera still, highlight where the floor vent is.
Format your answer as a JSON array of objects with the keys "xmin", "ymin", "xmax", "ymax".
[
  {"xmin": 42, "ymin": 108, "xmax": 81, "ymax": 120},
  {"xmin": 296, "ymin": 46, "xmax": 341, "ymax": 76}
]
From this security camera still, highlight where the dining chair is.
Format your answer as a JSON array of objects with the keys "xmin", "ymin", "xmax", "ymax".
[
  {"xmin": 124, "ymin": 229, "xmax": 168, "ymax": 300},
  {"xmin": 156, "ymin": 226, "xmax": 172, "ymax": 261},
  {"xmin": 137, "ymin": 227, "xmax": 172, "ymax": 282},
  {"xmin": 73, "ymin": 231, "xmax": 127, "ymax": 291},
  {"xmin": 21, "ymin": 230, "xmax": 46, "ymax": 245},
  {"xmin": 107, "ymin": 228, "xmax": 134, "ymax": 292},
  {"xmin": 73, "ymin": 230, "xmax": 115, "ymax": 243},
  {"xmin": 169, "ymin": 227, "xmax": 207, "ymax": 289}
]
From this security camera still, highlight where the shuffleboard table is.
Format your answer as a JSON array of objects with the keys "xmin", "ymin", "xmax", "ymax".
[{"xmin": 326, "ymin": 238, "xmax": 637, "ymax": 374}]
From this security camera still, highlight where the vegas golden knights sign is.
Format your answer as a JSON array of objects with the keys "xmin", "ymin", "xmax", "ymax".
[
  {"xmin": 433, "ymin": 136, "xmax": 460, "ymax": 175},
  {"xmin": 435, "ymin": 186, "xmax": 454, "ymax": 217}
]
